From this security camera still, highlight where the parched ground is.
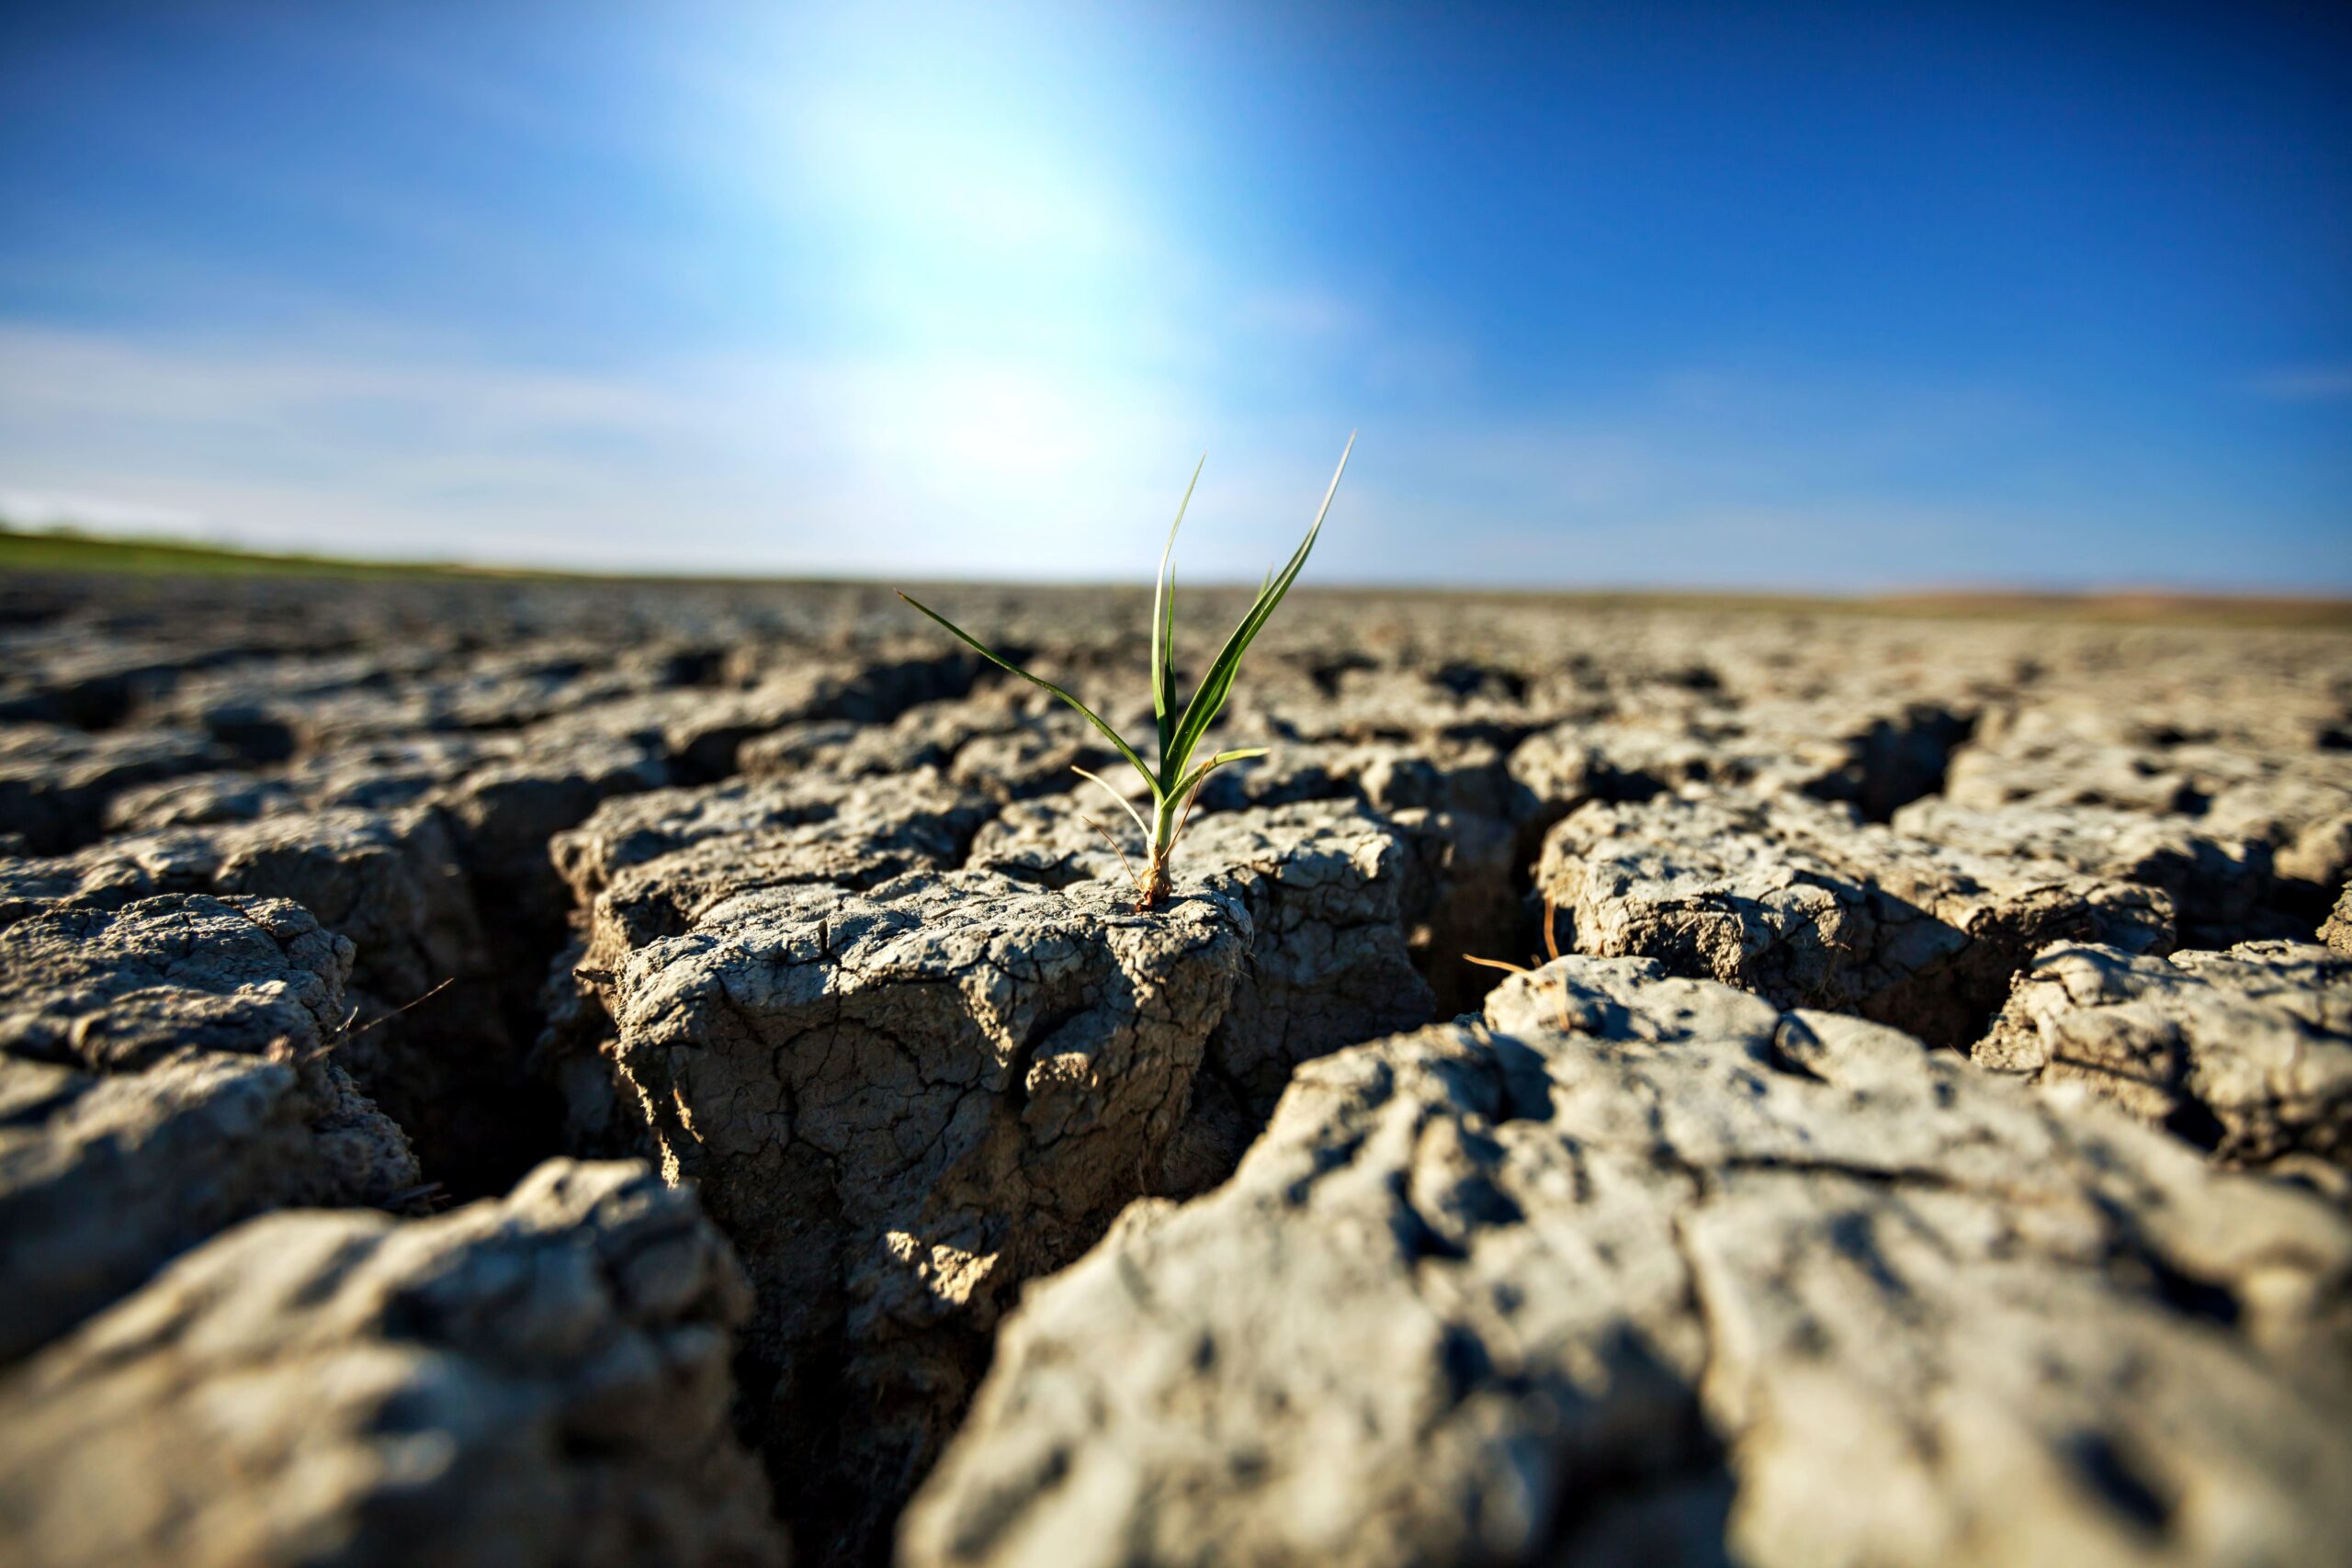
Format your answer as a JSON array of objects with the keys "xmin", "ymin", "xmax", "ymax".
[{"xmin": 2, "ymin": 569, "xmax": 2348, "ymax": 1568}]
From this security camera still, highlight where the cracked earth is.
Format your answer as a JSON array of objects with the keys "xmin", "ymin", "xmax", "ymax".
[{"xmin": 1, "ymin": 572, "xmax": 2347, "ymax": 1566}]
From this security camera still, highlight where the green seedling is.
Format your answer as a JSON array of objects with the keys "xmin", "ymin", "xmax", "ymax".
[{"xmin": 899, "ymin": 434, "xmax": 1355, "ymax": 911}]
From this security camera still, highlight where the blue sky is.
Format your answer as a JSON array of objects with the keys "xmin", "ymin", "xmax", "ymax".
[{"xmin": 2, "ymin": 1, "xmax": 2346, "ymax": 589}]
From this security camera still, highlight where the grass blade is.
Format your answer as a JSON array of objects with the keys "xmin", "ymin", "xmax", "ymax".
[
  {"xmin": 897, "ymin": 591, "xmax": 1157, "ymax": 792},
  {"xmin": 1172, "ymin": 746, "xmax": 1268, "ymax": 801},
  {"xmin": 1155, "ymin": 461, "xmax": 1204, "ymax": 750},
  {"xmin": 1152, "ymin": 456, "xmax": 1204, "ymax": 767},
  {"xmin": 1165, "ymin": 432, "xmax": 1354, "ymax": 778},
  {"xmin": 1072, "ymin": 764, "xmax": 1153, "ymax": 840}
]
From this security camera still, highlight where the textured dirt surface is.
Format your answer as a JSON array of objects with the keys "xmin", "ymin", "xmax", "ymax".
[
  {"xmin": 906, "ymin": 962, "xmax": 2352, "ymax": 1568},
  {"xmin": 0, "ymin": 1158, "xmax": 785, "ymax": 1568},
  {"xmin": 1975, "ymin": 939, "xmax": 2350, "ymax": 1175},
  {"xmin": 2, "ymin": 570, "xmax": 2347, "ymax": 1564},
  {"xmin": 0, "ymin": 892, "xmax": 420, "ymax": 1361}
]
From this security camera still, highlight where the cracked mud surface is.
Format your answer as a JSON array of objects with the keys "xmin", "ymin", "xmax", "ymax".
[
  {"xmin": 2, "ymin": 571, "xmax": 2347, "ymax": 1565},
  {"xmin": 909, "ymin": 964, "xmax": 2351, "ymax": 1568}
]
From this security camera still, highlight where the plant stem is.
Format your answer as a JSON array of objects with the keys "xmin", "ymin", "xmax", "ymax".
[{"xmin": 1140, "ymin": 792, "xmax": 1180, "ymax": 908}]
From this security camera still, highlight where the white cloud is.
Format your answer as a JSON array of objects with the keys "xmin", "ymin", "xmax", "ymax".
[
  {"xmin": 0, "ymin": 489, "xmax": 212, "ymax": 536},
  {"xmin": 2245, "ymin": 366, "xmax": 2352, "ymax": 402},
  {"xmin": 0, "ymin": 320, "xmax": 1236, "ymax": 573},
  {"xmin": 8, "ymin": 318, "xmax": 2320, "ymax": 592}
]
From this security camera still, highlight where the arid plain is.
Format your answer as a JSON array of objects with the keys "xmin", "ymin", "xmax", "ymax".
[{"xmin": 3, "ymin": 568, "xmax": 2347, "ymax": 1567}]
